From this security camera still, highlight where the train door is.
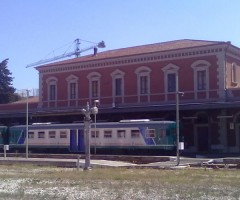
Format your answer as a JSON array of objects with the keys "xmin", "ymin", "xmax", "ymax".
[
  {"xmin": 196, "ymin": 126, "xmax": 209, "ymax": 152},
  {"xmin": 69, "ymin": 129, "xmax": 85, "ymax": 152}
]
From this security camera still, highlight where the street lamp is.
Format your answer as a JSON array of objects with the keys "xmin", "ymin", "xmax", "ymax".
[
  {"xmin": 81, "ymin": 102, "xmax": 99, "ymax": 170},
  {"xmin": 25, "ymin": 89, "xmax": 30, "ymax": 159},
  {"xmin": 176, "ymin": 74, "xmax": 183, "ymax": 166},
  {"xmin": 94, "ymin": 100, "xmax": 99, "ymax": 154}
]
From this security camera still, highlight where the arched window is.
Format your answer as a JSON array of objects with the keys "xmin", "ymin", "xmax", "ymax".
[
  {"xmin": 46, "ymin": 77, "xmax": 58, "ymax": 101},
  {"xmin": 87, "ymin": 72, "xmax": 101, "ymax": 99},
  {"xmin": 66, "ymin": 75, "xmax": 79, "ymax": 100}
]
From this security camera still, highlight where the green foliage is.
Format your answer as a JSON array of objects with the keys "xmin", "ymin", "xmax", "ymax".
[{"xmin": 0, "ymin": 59, "xmax": 18, "ymax": 104}]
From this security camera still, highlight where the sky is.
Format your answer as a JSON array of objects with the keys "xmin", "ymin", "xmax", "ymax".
[{"xmin": 1, "ymin": 0, "xmax": 240, "ymax": 91}]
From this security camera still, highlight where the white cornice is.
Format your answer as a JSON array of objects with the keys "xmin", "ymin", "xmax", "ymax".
[{"xmin": 38, "ymin": 43, "xmax": 239, "ymax": 74}]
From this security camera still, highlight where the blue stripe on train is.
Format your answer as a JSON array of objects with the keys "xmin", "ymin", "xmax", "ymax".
[
  {"xmin": 18, "ymin": 130, "xmax": 25, "ymax": 144},
  {"xmin": 139, "ymin": 127, "xmax": 154, "ymax": 145},
  {"xmin": 69, "ymin": 129, "xmax": 85, "ymax": 152}
]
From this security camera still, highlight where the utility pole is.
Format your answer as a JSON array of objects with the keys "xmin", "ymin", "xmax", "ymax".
[{"xmin": 26, "ymin": 89, "xmax": 30, "ymax": 159}]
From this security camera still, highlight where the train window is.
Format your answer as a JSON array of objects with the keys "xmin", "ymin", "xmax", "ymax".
[
  {"xmin": 91, "ymin": 130, "xmax": 99, "ymax": 138},
  {"xmin": 49, "ymin": 131, "xmax": 56, "ymax": 138},
  {"xmin": 159, "ymin": 129, "xmax": 166, "ymax": 138},
  {"xmin": 104, "ymin": 130, "xmax": 112, "ymax": 138},
  {"xmin": 146, "ymin": 129, "xmax": 155, "ymax": 138},
  {"xmin": 131, "ymin": 130, "xmax": 140, "ymax": 138},
  {"xmin": 38, "ymin": 131, "xmax": 45, "ymax": 138},
  {"xmin": 28, "ymin": 132, "xmax": 34, "ymax": 139},
  {"xmin": 117, "ymin": 130, "xmax": 126, "ymax": 138},
  {"xmin": 60, "ymin": 131, "xmax": 67, "ymax": 139}
]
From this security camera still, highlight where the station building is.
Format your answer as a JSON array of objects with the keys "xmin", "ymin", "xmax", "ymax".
[{"xmin": 1, "ymin": 39, "xmax": 240, "ymax": 154}]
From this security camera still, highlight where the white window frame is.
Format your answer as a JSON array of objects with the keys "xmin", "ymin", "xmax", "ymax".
[
  {"xmin": 191, "ymin": 60, "xmax": 211, "ymax": 99},
  {"xmin": 111, "ymin": 69, "xmax": 125, "ymax": 105},
  {"xmin": 46, "ymin": 77, "xmax": 58, "ymax": 106},
  {"xmin": 135, "ymin": 66, "xmax": 151, "ymax": 102},
  {"xmin": 231, "ymin": 63, "xmax": 238, "ymax": 84},
  {"xmin": 87, "ymin": 72, "xmax": 101, "ymax": 100}
]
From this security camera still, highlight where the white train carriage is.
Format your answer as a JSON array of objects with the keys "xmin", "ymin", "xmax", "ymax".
[{"xmin": 8, "ymin": 120, "xmax": 176, "ymax": 154}]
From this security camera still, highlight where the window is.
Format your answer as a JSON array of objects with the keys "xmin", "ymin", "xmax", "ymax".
[
  {"xmin": 49, "ymin": 84, "xmax": 56, "ymax": 100},
  {"xmin": 146, "ymin": 129, "xmax": 155, "ymax": 138},
  {"xmin": 197, "ymin": 70, "xmax": 206, "ymax": 90},
  {"xmin": 91, "ymin": 130, "xmax": 99, "ymax": 138},
  {"xmin": 104, "ymin": 130, "xmax": 112, "ymax": 138},
  {"xmin": 60, "ymin": 131, "xmax": 67, "ymax": 139},
  {"xmin": 28, "ymin": 132, "xmax": 34, "ymax": 139},
  {"xmin": 140, "ymin": 75, "xmax": 148, "ymax": 94},
  {"xmin": 70, "ymin": 82, "xmax": 76, "ymax": 99},
  {"xmin": 159, "ymin": 129, "xmax": 165, "ymax": 138},
  {"xmin": 117, "ymin": 130, "xmax": 126, "ymax": 138},
  {"xmin": 87, "ymin": 72, "xmax": 101, "ymax": 99},
  {"xmin": 162, "ymin": 63, "xmax": 179, "ymax": 94},
  {"xmin": 38, "ymin": 131, "xmax": 45, "ymax": 138},
  {"xmin": 49, "ymin": 131, "xmax": 56, "ymax": 138},
  {"xmin": 46, "ymin": 77, "xmax": 58, "ymax": 102},
  {"xmin": 191, "ymin": 60, "xmax": 211, "ymax": 98},
  {"xmin": 131, "ymin": 130, "xmax": 140, "ymax": 138},
  {"xmin": 232, "ymin": 63, "xmax": 238, "ymax": 83},
  {"xmin": 92, "ymin": 80, "xmax": 99, "ymax": 97},
  {"xmin": 135, "ymin": 66, "xmax": 151, "ymax": 101},
  {"xmin": 66, "ymin": 75, "xmax": 79, "ymax": 101},
  {"xmin": 167, "ymin": 73, "xmax": 176, "ymax": 92},
  {"xmin": 115, "ymin": 78, "xmax": 122, "ymax": 96}
]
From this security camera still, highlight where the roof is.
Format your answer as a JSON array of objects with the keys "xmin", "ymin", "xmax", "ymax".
[{"xmin": 36, "ymin": 39, "xmax": 227, "ymax": 69}]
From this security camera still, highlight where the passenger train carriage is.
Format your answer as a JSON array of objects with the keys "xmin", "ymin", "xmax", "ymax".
[{"xmin": 4, "ymin": 120, "xmax": 176, "ymax": 154}]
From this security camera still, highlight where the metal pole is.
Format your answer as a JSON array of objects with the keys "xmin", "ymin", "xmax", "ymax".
[
  {"xmin": 83, "ymin": 102, "xmax": 91, "ymax": 170},
  {"xmin": 176, "ymin": 74, "xmax": 180, "ymax": 166},
  {"xmin": 26, "ymin": 89, "xmax": 29, "ymax": 159},
  {"xmin": 94, "ymin": 100, "xmax": 99, "ymax": 154}
]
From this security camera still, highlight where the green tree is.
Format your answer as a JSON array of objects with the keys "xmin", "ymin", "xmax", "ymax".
[{"xmin": 0, "ymin": 59, "xmax": 17, "ymax": 104}]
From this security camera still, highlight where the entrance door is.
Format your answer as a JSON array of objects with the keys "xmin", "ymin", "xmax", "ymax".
[{"xmin": 197, "ymin": 126, "xmax": 209, "ymax": 152}]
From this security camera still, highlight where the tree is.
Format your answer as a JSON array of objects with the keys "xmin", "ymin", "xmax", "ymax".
[{"xmin": 0, "ymin": 59, "xmax": 17, "ymax": 104}]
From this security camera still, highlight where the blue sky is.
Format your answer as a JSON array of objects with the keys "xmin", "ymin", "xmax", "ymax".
[{"xmin": 1, "ymin": 0, "xmax": 240, "ymax": 91}]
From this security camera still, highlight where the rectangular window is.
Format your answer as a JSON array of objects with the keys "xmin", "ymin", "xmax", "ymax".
[
  {"xmin": 197, "ymin": 70, "xmax": 206, "ymax": 90},
  {"xmin": 91, "ymin": 130, "xmax": 99, "ymax": 138},
  {"xmin": 49, "ymin": 131, "xmax": 56, "ymax": 138},
  {"xmin": 49, "ymin": 84, "xmax": 56, "ymax": 100},
  {"xmin": 131, "ymin": 130, "xmax": 140, "ymax": 138},
  {"xmin": 115, "ymin": 78, "xmax": 122, "ymax": 96},
  {"xmin": 60, "ymin": 131, "xmax": 67, "ymax": 139},
  {"xmin": 38, "ymin": 131, "xmax": 45, "ymax": 138},
  {"xmin": 92, "ymin": 80, "xmax": 98, "ymax": 97},
  {"xmin": 140, "ymin": 76, "xmax": 148, "ymax": 94},
  {"xmin": 117, "ymin": 130, "xmax": 126, "ymax": 138},
  {"xmin": 232, "ymin": 64, "xmax": 237, "ymax": 83},
  {"xmin": 70, "ymin": 82, "xmax": 76, "ymax": 99},
  {"xmin": 28, "ymin": 132, "xmax": 34, "ymax": 139},
  {"xmin": 167, "ymin": 73, "xmax": 176, "ymax": 92},
  {"xmin": 146, "ymin": 129, "xmax": 155, "ymax": 138},
  {"xmin": 104, "ymin": 130, "xmax": 112, "ymax": 138}
]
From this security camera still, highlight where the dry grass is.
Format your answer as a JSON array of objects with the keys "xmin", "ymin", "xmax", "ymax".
[{"xmin": 0, "ymin": 164, "xmax": 239, "ymax": 199}]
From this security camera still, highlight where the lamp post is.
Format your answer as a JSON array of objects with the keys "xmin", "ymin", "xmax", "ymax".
[
  {"xmin": 94, "ymin": 100, "xmax": 99, "ymax": 154},
  {"xmin": 25, "ymin": 89, "xmax": 30, "ymax": 159},
  {"xmin": 81, "ymin": 101, "xmax": 98, "ymax": 170},
  {"xmin": 176, "ymin": 74, "xmax": 184, "ymax": 166}
]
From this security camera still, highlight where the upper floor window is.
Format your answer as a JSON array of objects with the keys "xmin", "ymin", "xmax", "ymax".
[
  {"xmin": 46, "ymin": 77, "xmax": 58, "ymax": 101},
  {"xmin": 111, "ymin": 69, "xmax": 125, "ymax": 97},
  {"xmin": 167, "ymin": 73, "xmax": 176, "ymax": 92},
  {"xmin": 162, "ymin": 63, "xmax": 179, "ymax": 93},
  {"xmin": 197, "ymin": 70, "xmax": 206, "ymax": 90},
  {"xmin": 191, "ymin": 60, "xmax": 210, "ymax": 92},
  {"xmin": 66, "ymin": 75, "xmax": 79, "ymax": 100},
  {"xmin": 232, "ymin": 63, "xmax": 238, "ymax": 83},
  {"xmin": 135, "ymin": 66, "xmax": 151, "ymax": 95},
  {"xmin": 87, "ymin": 72, "xmax": 101, "ymax": 99}
]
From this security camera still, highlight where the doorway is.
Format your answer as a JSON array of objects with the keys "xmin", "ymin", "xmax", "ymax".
[{"xmin": 196, "ymin": 126, "xmax": 209, "ymax": 152}]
